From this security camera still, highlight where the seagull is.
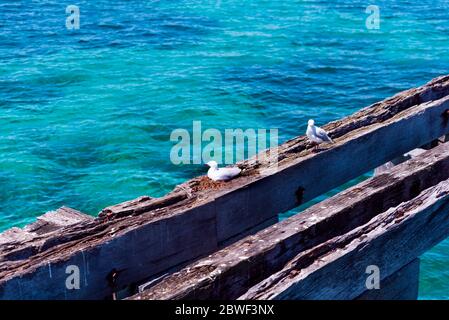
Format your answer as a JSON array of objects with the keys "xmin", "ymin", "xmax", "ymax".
[
  {"xmin": 306, "ymin": 119, "xmax": 334, "ymax": 150},
  {"xmin": 205, "ymin": 161, "xmax": 241, "ymax": 181}
]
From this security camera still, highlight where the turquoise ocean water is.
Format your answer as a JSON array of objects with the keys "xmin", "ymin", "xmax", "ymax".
[{"xmin": 1, "ymin": 0, "xmax": 448, "ymax": 298}]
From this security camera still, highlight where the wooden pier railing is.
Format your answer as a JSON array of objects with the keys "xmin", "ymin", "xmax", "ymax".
[
  {"xmin": 1, "ymin": 75, "xmax": 449, "ymax": 300},
  {"xmin": 130, "ymin": 142, "xmax": 449, "ymax": 300}
]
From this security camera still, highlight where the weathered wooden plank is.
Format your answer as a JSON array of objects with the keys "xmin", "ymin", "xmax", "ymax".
[
  {"xmin": 374, "ymin": 148, "xmax": 426, "ymax": 175},
  {"xmin": 27, "ymin": 207, "xmax": 92, "ymax": 234},
  {"xmin": 239, "ymin": 179, "xmax": 449, "ymax": 300},
  {"xmin": 2, "ymin": 76, "xmax": 449, "ymax": 299},
  {"xmin": 0, "ymin": 203, "xmax": 217, "ymax": 300},
  {"xmin": 0, "ymin": 207, "xmax": 92, "ymax": 266},
  {"xmin": 99, "ymin": 194, "xmax": 188, "ymax": 220},
  {"xmin": 129, "ymin": 142, "xmax": 449, "ymax": 300},
  {"xmin": 356, "ymin": 258, "xmax": 420, "ymax": 300},
  {"xmin": 133, "ymin": 215, "xmax": 279, "ymax": 295},
  {"xmin": 0, "ymin": 228, "xmax": 36, "ymax": 246},
  {"xmin": 0, "ymin": 207, "xmax": 91, "ymax": 249}
]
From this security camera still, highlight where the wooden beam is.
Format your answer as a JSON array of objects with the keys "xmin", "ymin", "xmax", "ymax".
[
  {"xmin": 0, "ymin": 207, "xmax": 91, "ymax": 246},
  {"xmin": 0, "ymin": 228, "xmax": 37, "ymax": 246},
  {"xmin": 2, "ymin": 76, "xmax": 449, "ymax": 299},
  {"xmin": 129, "ymin": 142, "xmax": 449, "ymax": 300},
  {"xmin": 239, "ymin": 179, "xmax": 449, "ymax": 300},
  {"xmin": 0, "ymin": 207, "xmax": 94, "ymax": 254},
  {"xmin": 374, "ymin": 148, "xmax": 426, "ymax": 175},
  {"xmin": 32, "ymin": 207, "xmax": 92, "ymax": 233},
  {"xmin": 0, "ymin": 207, "xmax": 92, "ymax": 261}
]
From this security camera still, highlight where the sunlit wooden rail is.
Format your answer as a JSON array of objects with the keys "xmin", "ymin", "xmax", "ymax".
[{"xmin": 1, "ymin": 75, "xmax": 449, "ymax": 300}]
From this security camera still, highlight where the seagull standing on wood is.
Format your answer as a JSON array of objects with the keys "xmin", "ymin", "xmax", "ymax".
[
  {"xmin": 206, "ymin": 161, "xmax": 241, "ymax": 181},
  {"xmin": 306, "ymin": 119, "xmax": 334, "ymax": 150}
]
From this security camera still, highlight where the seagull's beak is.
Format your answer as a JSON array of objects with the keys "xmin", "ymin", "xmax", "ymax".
[{"xmin": 204, "ymin": 164, "xmax": 210, "ymax": 167}]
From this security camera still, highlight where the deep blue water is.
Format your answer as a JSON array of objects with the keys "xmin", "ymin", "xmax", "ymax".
[{"xmin": 0, "ymin": 0, "xmax": 448, "ymax": 298}]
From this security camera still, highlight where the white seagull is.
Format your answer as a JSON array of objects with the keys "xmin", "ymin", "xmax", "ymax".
[
  {"xmin": 206, "ymin": 161, "xmax": 241, "ymax": 181},
  {"xmin": 306, "ymin": 119, "xmax": 334, "ymax": 149}
]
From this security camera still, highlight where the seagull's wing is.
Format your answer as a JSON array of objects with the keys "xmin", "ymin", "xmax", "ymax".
[
  {"xmin": 315, "ymin": 126, "xmax": 334, "ymax": 143},
  {"xmin": 218, "ymin": 167, "xmax": 241, "ymax": 180}
]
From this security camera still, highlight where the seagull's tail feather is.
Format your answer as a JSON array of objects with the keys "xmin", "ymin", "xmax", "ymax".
[{"xmin": 325, "ymin": 134, "xmax": 334, "ymax": 144}]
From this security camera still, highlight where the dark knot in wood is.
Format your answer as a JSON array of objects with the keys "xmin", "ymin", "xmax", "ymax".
[{"xmin": 295, "ymin": 187, "xmax": 305, "ymax": 205}]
